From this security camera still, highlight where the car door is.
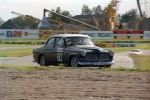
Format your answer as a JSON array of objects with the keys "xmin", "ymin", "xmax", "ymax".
[
  {"xmin": 53, "ymin": 37, "xmax": 65, "ymax": 63},
  {"xmin": 44, "ymin": 37, "xmax": 56, "ymax": 63}
]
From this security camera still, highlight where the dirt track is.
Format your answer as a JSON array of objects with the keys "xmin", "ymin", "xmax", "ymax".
[{"xmin": 0, "ymin": 68, "xmax": 150, "ymax": 100}]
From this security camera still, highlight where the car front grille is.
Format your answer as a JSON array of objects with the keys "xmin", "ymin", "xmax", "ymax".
[
  {"xmin": 85, "ymin": 53, "xmax": 110, "ymax": 61},
  {"xmin": 99, "ymin": 53, "xmax": 110, "ymax": 61},
  {"xmin": 85, "ymin": 54, "xmax": 98, "ymax": 61}
]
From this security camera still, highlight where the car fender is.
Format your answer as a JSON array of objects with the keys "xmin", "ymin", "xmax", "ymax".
[{"xmin": 68, "ymin": 52, "xmax": 80, "ymax": 60}]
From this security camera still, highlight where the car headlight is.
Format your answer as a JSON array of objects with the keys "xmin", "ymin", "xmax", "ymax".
[
  {"xmin": 81, "ymin": 50, "xmax": 86, "ymax": 56},
  {"xmin": 109, "ymin": 50, "xmax": 114, "ymax": 56}
]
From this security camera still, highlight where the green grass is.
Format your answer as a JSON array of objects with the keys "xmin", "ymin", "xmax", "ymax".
[
  {"xmin": 0, "ymin": 48, "xmax": 33, "ymax": 57},
  {"xmin": 0, "ymin": 39, "xmax": 46, "ymax": 43},
  {"xmin": 1, "ymin": 64, "xmax": 150, "ymax": 72},
  {"xmin": 0, "ymin": 65, "xmax": 48, "ymax": 70},
  {"xmin": 0, "ymin": 54, "xmax": 149, "ymax": 72},
  {"xmin": 102, "ymin": 55, "xmax": 150, "ymax": 72},
  {"xmin": 0, "ymin": 65, "xmax": 66, "ymax": 70},
  {"xmin": 102, "ymin": 67, "xmax": 137, "ymax": 71},
  {"xmin": 129, "ymin": 55, "xmax": 150, "ymax": 71},
  {"xmin": 0, "ymin": 44, "xmax": 39, "ymax": 47}
]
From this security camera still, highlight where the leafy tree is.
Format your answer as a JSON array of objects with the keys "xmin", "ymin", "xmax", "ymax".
[
  {"xmin": 48, "ymin": 9, "xmax": 58, "ymax": 20},
  {"xmin": 81, "ymin": 4, "xmax": 92, "ymax": 15},
  {"xmin": 12, "ymin": 16, "xmax": 39, "ymax": 29},
  {"xmin": 12, "ymin": 17, "xmax": 24, "ymax": 26},
  {"xmin": 117, "ymin": 14, "xmax": 122, "ymax": 22},
  {"xmin": 95, "ymin": 5, "xmax": 102, "ymax": 15},
  {"xmin": 48, "ymin": 7, "xmax": 62, "ymax": 20},
  {"xmin": 56, "ymin": 7, "xmax": 61, "ymax": 14},
  {"xmin": 119, "ymin": 9, "xmax": 140, "ymax": 23},
  {"xmin": 62, "ymin": 11, "xmax": 72, "ymax": 17},
  {"xmin": 0, "ymin": 17, "xmax": 4, "ymax": 26},
  {"xmin": 48, "ymin": 7, "xmax": 72, "ymax": 23},
  {"xmin": 91, "ymin": 7, "xmax": 96, "ymax": 15}
]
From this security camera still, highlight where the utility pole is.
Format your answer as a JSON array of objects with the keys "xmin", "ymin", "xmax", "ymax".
[{"xmin": 137, "ymin": 0, "xmax": 143, "ymax": 20}]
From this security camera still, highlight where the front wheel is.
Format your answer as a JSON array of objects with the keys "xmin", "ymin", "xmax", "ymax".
[
  {"xmin": 106, "ymin": 65, "xmax": 111, "ymax": 68},
  {"xmin": 70, "ymin": 56, "xmax": 79, "ymax": 67},
  {"xmin": 39, "ymin": 55, "xmax": 47, "ymax": 66},
  {"xmin": 98, "ymin": 65, "xmax": 111, "ymax": 69}
]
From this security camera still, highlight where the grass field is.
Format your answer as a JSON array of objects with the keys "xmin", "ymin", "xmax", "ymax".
[
  {"xmin": 0, "ymin": 48, "xmax": 33, "ymax": 57},
  {"xmin": 0, "ymin": 39, "xmax": 45, "ymax": 43},
  {"xmin": 130, "ymin": 55, "xmax": 150, "ymax": 71},
  {"xmin": 0, "ymin": 44, "xmax": 38, "ymax": 47}
]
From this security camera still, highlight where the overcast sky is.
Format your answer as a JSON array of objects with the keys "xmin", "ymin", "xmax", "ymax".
[{"xmin": 0, "ymin": 0, "xmax": 149, "ymax": 21}]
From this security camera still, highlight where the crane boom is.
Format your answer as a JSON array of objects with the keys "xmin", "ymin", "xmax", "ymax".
[
  {"xmin": 44, "ymin": 9, "xmax": 98, "ymax": 30},
  {"xmin": 12, "ymin": 11, "xmax": 60, "ymax": 29},
  {"xmin": 91, "ymin": 16, "xmax": 101, "ymax": 31}
]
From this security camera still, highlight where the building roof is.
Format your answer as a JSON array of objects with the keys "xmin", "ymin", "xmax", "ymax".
[
  {"xmin": 138, "ymin": 17, "xmax": 150, "ymax": 30},
  {"xmin": 37, "ymin": 17, "xmax": 51, "ymax": 30},
  {"xmin": 0, "ymin": 19, "xmax": 20, "ymax": 29}
]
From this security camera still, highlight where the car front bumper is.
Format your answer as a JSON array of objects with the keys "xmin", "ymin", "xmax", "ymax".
[{"xmin": 78, "ymin": 61, "xmax": 115, "ymax": 66}]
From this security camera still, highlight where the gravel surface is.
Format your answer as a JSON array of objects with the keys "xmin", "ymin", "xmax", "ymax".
[{"xmin": 0, "ymin": 68, "xmax": 150, "ymax": 100}]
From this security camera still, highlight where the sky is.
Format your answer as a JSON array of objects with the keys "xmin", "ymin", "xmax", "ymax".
[{"xmin": 0, "ymin": 0, "xmax": 149, "ymax": 21}]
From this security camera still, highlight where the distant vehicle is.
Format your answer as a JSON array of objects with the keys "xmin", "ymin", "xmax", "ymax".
[
  {"xmin": 129, "ymin": 49, "xmax": 143, "ymax": 55},
  {"xmin": 32, "ymin": 34, "xmax": 115, "ymax": 67}
]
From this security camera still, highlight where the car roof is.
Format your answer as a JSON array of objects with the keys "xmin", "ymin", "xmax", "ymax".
[{"xmin": 50, "ymin": 34, "xmax": 90, "ymax": 38}]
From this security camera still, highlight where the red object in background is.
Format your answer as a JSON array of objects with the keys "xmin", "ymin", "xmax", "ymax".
[
  {"xmin": 39, "ymin": 31, "xmax": 43, "ymax": 38},
  {"xmin": 113, "ymin": 30, "xmax": 127, "ymax": 34},
  {"xmin": 112, "ymin": 43, "xmax": 116, "ymax": 47},
  {"xmin": 24, "ymin": 32, "xmax": 28, "ymax": 36},
  {"xmin": 113, "ymin": 30, "xmax": 144, "ymax": 34},
  {"xmin": 128, "ymin": 30, "xmax": 144, "ymax": 34}
]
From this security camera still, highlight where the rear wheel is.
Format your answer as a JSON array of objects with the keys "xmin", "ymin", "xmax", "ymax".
[
  {"xmin": 39, "ymin": 55, "xmax": 47, "ymax": 66},
  {"xmin": 70, "ymin": 56, "xmax": 79, "ymax": 67}
]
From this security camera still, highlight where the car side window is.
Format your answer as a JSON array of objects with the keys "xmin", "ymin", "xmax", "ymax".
[
  {"xmin": 46, "ymin": 37, "xmax": 55, "ymax": 46},
  {"xmin": 55, "ymin": 38, "xmax": 65, "ymax": 48}
]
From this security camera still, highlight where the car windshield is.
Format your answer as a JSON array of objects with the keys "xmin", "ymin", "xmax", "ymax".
[{"xmin": 65, "ymin": 37, "xmax": 94, "ymax": 46}]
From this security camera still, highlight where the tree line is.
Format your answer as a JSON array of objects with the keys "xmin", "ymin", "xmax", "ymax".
[{"xmin": 0, "ymin": 4, "xmax": 145, "ymax": 27}]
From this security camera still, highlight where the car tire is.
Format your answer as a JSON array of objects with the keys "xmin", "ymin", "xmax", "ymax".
[
  {"xmin": 106, "ymin": 65, "xmax": 111, "ymax": 68},
  {"xmin": 39, "ymin": 55, "xmax": 47, "ymax": 66},
  {"xmin": 70, "ymin": 56, "xmax": 79, "ymax": 67}
]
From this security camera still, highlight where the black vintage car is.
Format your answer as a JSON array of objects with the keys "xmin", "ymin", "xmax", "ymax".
[{"xmin": 32, "ymin": 34, "xmax": 115, "ymax": 67}]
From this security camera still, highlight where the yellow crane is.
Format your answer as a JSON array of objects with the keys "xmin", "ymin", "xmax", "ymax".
[
  {"xmin": 91, "ymin": 16, "xmax": 101, "ymax": 31},
  {"xmin": 57, "ymin": 17, "xmax": 68, "ymax": 33}
]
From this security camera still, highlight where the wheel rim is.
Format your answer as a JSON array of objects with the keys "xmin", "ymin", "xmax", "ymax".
[
  {"xmin": 71, "ymin": 57, "xmax": 78, "ymax": 67},
  {"xmin": 40, "ymin": 56, "xmax": 45, "ymax": 66}
]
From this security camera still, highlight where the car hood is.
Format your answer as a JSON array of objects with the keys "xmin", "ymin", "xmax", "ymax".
[{"xmin": 68, "ymin": 45, "xmax": 109, "ymax": 53}]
